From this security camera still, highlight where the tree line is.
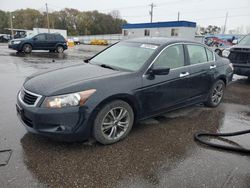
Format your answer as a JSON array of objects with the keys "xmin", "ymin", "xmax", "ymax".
[{"xmin": 0, "ymin": 8, "xmax": 127, "ymax": 36}]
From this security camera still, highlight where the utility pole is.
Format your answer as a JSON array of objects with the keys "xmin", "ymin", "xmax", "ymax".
[
  {"xmin": 10, "ymin": 12, "xmax": 14, "ymax": 39},
  {"xmin": 46, "ymin": 3, "xmax": 50, "ymax": 33},
  {"xmin": 177, "ymin": 11, "xmax": 180, "ymax": 21},
  {"xmin": 223, "ymin": 12, "xmax": 228, "ymax": 34},
  {"xmin": 149, "ymin": 3, "xmax": 156, "ymax": 23}
]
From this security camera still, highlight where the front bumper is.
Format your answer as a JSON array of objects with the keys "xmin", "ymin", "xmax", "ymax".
[
  {"xmin": 233, "ymin": 63, "xmax": 250, "ymax": 76},
  {"xmin": 16, "ymin": 94, "xmax": 93, "ymax": 142},
  {"xmin": 8, "ymin": 43, "xmax": 22, "ymax": 51}
]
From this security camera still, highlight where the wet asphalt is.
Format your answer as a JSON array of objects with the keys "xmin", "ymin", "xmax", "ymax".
[{"xmin": 0, "ymin": 43, "xmax": 249, "ymax": 188}]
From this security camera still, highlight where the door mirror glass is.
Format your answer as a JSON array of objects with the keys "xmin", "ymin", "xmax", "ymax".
[{"xmin": 33, "ymin": 37, "xmax": 38, "ymax": 41}]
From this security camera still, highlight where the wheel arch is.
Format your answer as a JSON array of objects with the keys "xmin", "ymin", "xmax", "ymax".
[
  {"xmin": 89, "ymin": 93, "xmax": 140, "ymax": 125},
  {"xmin": 216, "ymin": 75, "xmax": 227, "ymax": 86},
  {"xmin": 21, "ymin": 42, "xmax": 33, "ymax": 49}
]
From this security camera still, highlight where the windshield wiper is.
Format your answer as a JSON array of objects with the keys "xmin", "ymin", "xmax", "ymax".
[{"xmin": 99, "ymin": 64, "xmax": 118, "ymax": 71}]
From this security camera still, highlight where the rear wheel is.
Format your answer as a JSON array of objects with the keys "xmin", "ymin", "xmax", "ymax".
[
  {"xmin": 56, "ymin": 45, "xmax": 64, "ymax": 53},
  {"xmin": 215, "ymin": 49, "xmax": 221, "ymax": 56},
  {"xmin": 93, "ymin": 100, "xmax": 134, "ymax": 145},
  {"xmin": 205, "ymin": 80, "xmax": 225, "ymax": 107},
  {"xmin": 22, "ymin": 44, "xmax": 32, "ymax": 53}
]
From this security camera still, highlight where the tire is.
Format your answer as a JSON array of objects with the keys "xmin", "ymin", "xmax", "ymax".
[
  {"xmin": 205, "ymin": 80, "xmax": 225, "ymax": 107},
  {"xmin": 56, "ymin": 45, "xmax": 64, "ymax": 53},
  {"xmin": 93, "ymin": 100, "xmax": 134, "ymax": 145},
  {"xmin": 215, "ymin": 49, "xmax": 221, "ymax": 56},
  {"xmin": 22, "ymin": 44, "xmax": 32, "ymax": 53}
]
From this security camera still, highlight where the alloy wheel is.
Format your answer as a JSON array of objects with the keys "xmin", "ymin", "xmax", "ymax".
[
  {"xmin": 101, "ymin": 107, "xmax": 130, "ymax": 140},
  {"xmin": 211, "ymin": 82, "xmax": 224, "ymax": 105}
]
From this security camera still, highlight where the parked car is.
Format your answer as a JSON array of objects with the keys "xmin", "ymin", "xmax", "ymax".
[
  {"xmin": 16, "ymin": 38, "xmax": 233, "ymax": 144},
  {"xmin": 73, "ymin": 37, "xmax": 80, "ymax": 45},
  {"xmin": 223, "ymin": 34, "xmax": 250, "ymax": 79},
  {"xmin": 8, "ymin": 33, "xmax": 67, "ymax": 53},
  {"xmin": 0, "ymin": 34, "xmax": 11, "ymax": 42}
]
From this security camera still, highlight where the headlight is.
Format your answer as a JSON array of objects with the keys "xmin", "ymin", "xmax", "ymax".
[
  {"xmin": 13, "ymin": 41, "xmax": 21, "ymax": 44},
  {"xmin": 222, "ymin": 49, "xmax": 230, "ymax": 57},
  {"xmin": 42, "ymin": 89, "xmax": 96, "ymax": 108}
]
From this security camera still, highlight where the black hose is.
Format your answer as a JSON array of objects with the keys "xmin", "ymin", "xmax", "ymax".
[{"xmin": 194, "ymin": 129, "xmax": 250, "ymax": 155}]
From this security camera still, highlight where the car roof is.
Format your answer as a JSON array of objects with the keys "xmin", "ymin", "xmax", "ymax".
[{"xmin": 124, "ymin": 37, "xmax": 200, "ymax": 46}]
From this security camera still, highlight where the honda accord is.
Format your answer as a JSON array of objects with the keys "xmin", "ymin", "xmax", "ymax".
[{"xmin": 16, "ymin": 38, "xmax": 233, "ymax": 144}]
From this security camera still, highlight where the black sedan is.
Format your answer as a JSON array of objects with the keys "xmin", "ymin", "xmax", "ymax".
[{"xmin": 16, "ymin": 38, "xmax": 233, "ymax": 144}]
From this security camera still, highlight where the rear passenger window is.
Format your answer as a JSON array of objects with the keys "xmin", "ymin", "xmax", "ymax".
[
  {"xmin": 46, "ymin": 34, "xmax": 55, "ymax": 41},
  {"xmin": 154, "ymin": 44, "xmax": 185, "ymax": 69},
  {"xmin": 187, "ymin": 45, "xmax": 207, "ymax": 65},
  {"xmin": 206, "ymin": 48, "xmax": 214, "ymax": 61}
]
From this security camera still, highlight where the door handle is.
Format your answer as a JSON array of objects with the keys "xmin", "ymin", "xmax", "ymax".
[
  {"xmin": 210, "ymin": 65, "xmax": 217, "ymax": 69},
  {"xmin": 179, "ymin": 72, "xmax": 190, "ymax": 78}
]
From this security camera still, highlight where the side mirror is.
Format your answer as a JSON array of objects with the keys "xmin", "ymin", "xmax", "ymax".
[
  {"xmin": 83, "ymin": 58, "xmax": 90, "ymax": 63},
  {"xmin": 33, "ymin": 37, "xmax": 38, "ymax": 41},
  {"xmin": 148, "ymin": 67, "xmax": 170, "ymax": 76},
  {"xmin": 232, "ymin": 39, "xmax": 238, "ymax": 45}
]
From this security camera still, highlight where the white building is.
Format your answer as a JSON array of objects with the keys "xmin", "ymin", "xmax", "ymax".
[
  {"xmin": 122, "ymin": 21, "xmax": 196, "ymax": 39},
  {"xmin": 32, "ymin": 28, "xmax": 67, "ymax": 39}
]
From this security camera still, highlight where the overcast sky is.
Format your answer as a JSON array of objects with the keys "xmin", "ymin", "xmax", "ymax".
[{"xmin": 0, "ymin": 0, "xmax": 250, "ymax": 33}]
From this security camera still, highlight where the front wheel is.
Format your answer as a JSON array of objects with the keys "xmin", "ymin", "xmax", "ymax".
[
  {"xmin": 205, "ymin": 80, "xmax": 225, "ymax": 107},
  {"xmin": 93, "ymin": 100, "xmax": 134, "ymax": 145},
  {"xmin": 22, "ymin": 44, "xmax": 32, "ymax": 53},
  {"xmin": 56, "ymin": 45, "xmax": 64, "ymax": 53},
  {"xmin": 215, "ymin": 49, "xmax": 221, "ymax": 56}
]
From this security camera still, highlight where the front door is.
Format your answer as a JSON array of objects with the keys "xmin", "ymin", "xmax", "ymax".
[
  {"xmin": 32, "ymin": 34, "xmax": 47, "ymax": 50},
  {"xmin": 137, "ymin": 44, "xmax": 191, "ymax": 117}
]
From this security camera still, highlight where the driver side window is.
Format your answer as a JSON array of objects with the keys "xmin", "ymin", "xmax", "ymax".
[{"xmin": 154, "ymin": 44, "xmax": 185, "ymax": 69}]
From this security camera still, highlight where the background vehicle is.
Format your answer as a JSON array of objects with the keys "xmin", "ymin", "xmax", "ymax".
[
  {"xmin": 223, "ymin": 34, "xmax": 250, "ymax": 79},
  {"xmin": 204, "ymin": 34, "xmax": 240, "ymax": 56},
  {"xmin": 8, "ymin": 33, "xmax": 67, "ymax": 53},
  {"xmin": 73, "ymin": 37, "xmax": 80, "ymax": 45},
  {"xmin": 0, "ymin": 34, "xmax": 11, "ymax": 42},
  {"xmin": 16, "ymin": 38, "xmax": 233, "ymax": 144}
]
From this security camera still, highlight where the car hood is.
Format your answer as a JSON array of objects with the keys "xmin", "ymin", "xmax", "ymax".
[{"xmin": 24, "ymin": 63, "xmax": 125, "ymax": 96}]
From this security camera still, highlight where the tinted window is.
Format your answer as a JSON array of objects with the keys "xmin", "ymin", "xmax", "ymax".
[
  {"xmin": 35, "ymin": 34, "xmax": 46, "ymax": 41},
  {"xmin": 46, "ymin": 34, "xmax": 55, "ymax": 41},
  {"xmin": 154, "ymin": 44, "xmax": 185, "ymax": 69},
  {"xmin": 187, "ymin": 45, "xmax": 207, "ymax": 65},
  {"xmin": 206, "ymin": 48, "xmax": 214, "ymax": 61},
  {"xmin": 55, "ymin": 34, "xmax": 64, "ymax": 41}
]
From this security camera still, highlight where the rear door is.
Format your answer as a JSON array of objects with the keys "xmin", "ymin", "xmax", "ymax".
[
  {"xmin": 185, "ymin": 44, "xmax": 214, "ymax": 100},
  {"xmin": 139, "ymin": 44, "xmax": 191, "ymax": 116},
  {"xmin": 46, "ymin": 34, "xmax": 56, "ymax": 49}
]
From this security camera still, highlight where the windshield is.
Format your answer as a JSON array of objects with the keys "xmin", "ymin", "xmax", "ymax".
[
  {"xmin": 90, "ymin": 42, "xmax": 158, "ymax": 71},
  {"xmin": 239, "ymin": 35, "xmax": 250, "ymax": 45},
  {"xmin": 25, "ymin": 33, "xmax": 36, "ymax": 39}
]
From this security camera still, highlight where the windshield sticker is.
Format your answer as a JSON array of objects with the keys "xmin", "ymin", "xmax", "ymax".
[{"xmin": 140, "ymin": 44, "xmax": 158, "ymax": 50}]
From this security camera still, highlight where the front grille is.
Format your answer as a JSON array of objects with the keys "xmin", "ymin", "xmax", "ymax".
[
  {"xmin": 229, "ymin": 51, "xmax": 250, "ymax": 64},
  {"xmin": 23, "ymin": 91, "xmax": 38, "ymax": 105},
  {"xmin": 19, "ymin": 89, "xmax": 41, "ymax": 106}
]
